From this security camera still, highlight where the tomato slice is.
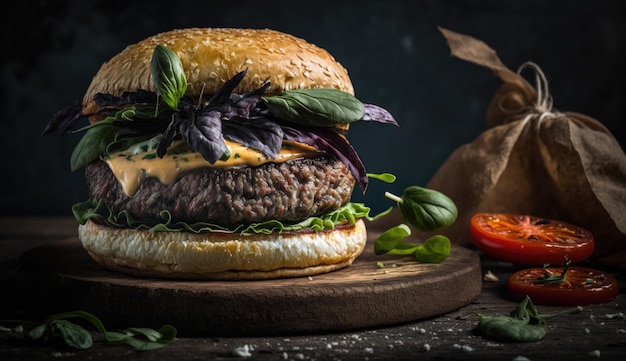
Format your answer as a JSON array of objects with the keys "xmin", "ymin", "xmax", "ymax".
[
  {"xmin": 508, "ymin": 266, "xmax": 618, "ymax": 306},
  {"xmin": 469, "ymin": 213, "xmax": 594, "ymax": 265}
]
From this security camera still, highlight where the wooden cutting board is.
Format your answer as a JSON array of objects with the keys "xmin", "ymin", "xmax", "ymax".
[{"xmin": 17, "ymin": 233, "xmax": 482, "ymax": 337}]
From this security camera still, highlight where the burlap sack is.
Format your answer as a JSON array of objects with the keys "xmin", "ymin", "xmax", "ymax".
[{"xmin": 423, "ymin": 28, "xmax": 626, "ymax": 269}]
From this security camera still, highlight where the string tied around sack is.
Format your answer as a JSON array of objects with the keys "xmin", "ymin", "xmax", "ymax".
[{"xmin": 515, "ymin": 61, "xmax": 563, "ymax": 127}]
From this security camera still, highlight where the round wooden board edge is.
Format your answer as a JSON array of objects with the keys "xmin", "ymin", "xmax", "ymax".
[{"xmin": 17, "ymin": 236, "xmax": 482, "ymax": 336}]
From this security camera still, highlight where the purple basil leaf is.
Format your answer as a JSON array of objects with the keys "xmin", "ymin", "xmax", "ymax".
[
  {"xmin": 94, "ymin": 89, "xmax": 158, "ymax": 107},
  {"xmin": 179, "ymin": 110, "xmax": 228, "ymax": 163},
  {"xmin": 282, "ymin": 125, "xmax": 368, "ymax": 193},
  {"xmin": 223, "ymin": 117, "xmax": 284, "ymax": 159},
  {"xmin": 157, "ymin": 117, "xmax": 180, "ymax": 158},
  {"xmin": 207, "ymin": 70, "xmax": 247, "ymax": 106},
  {"xmin": 216, "ymin": 84, "xmax": 270, "ymax": 120},
  {"xmin": 228, "ymin": 82, "xmax": 271, "ymax": 118},
  {"xmin": 41, "ymin": 100, "xmax": 85, "ymax": 136},
  {"xmin": 112, "ymin": 117, "xmax": 171, "ymax": 135},
  {"xmin": 362, "ymin": 104, "xmax": 398, "ymax": 126}
]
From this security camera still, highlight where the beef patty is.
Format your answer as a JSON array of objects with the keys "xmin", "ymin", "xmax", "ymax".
[{"xmin": 85, "ymin": 156, "xmax": 355, "ymax": 227}]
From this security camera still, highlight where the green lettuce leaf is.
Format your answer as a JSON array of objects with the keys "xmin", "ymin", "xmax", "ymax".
[{"xmin": 72, "ymin": 199, "xmax": 375, "ymax": 234}]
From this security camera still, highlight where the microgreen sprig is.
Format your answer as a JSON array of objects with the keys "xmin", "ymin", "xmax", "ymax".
[{"xmin": 535, "ymin": 259, "xmax": 571, "ymax": 284}]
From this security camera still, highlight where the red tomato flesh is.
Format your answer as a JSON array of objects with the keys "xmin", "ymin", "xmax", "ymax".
[
  {"xmin": 470, "ymin": 213, "xmax": 595, "ymax": 265},
  {"xmin": 508, "ymin": 266, "xmax": 618, "ymax": 306}
]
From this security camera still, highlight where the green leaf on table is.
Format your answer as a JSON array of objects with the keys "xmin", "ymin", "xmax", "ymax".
[
  {"xmin": 25, "ymin": 310, "xmax": 177, "ymax": 351},
  {"xmin": 476, "ymin": 296, "xmax": 579, "ymax": 342},
  {"xmin": 106, "ymin": 325, "xmax": 177, "ymax": 350}
]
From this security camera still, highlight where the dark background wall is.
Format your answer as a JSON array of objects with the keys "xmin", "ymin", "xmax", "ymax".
[{"xmin": 1, "ymin": 0, "xmax": 624, "ymax": 216}]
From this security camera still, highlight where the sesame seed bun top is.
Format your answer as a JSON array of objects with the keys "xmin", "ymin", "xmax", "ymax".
[{"xmin": 82, "ymin": 28, "xmax": 355, "ymax": 116}]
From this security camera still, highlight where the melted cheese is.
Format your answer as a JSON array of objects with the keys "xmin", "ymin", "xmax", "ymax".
[{"xmin": 104, "ymin": 140, "xmax": 319, "ymax": 196}]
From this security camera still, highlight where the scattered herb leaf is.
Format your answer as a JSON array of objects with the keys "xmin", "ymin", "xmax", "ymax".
[
  {"xmin": 374, "ymin": 224, "xmax": 451, "ymax": 263},
  {"xmin": 28, "ymin": 319, "xmax": 93, "ymax": 349},
  {"xmin": 374, "ymin": 224, "xmax": 412, "ymax": 255},
  {"xmin": 475, "ymin": 296, "xmax": 579, "ymax": 342},
  {"xmin": 367, "ymin": 172, "xmax": 397, "ymax": 183},
  {"xmin": 25, "ymin": 310, "xmax": 176, "ymax": 351},
  {"xmin": 371, "ymin": 180, "xmax": 457, "ymax": 265},
  {"xmin": 414, "ymin": 235, "xmax": 451, "ymax": 263},
  {"xmin": 386, "ymin": 186, "xmax": 458, "ymax": 232}
]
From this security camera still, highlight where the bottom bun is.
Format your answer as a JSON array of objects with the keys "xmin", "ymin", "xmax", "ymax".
[{"xmin": 78, "ymin": 219, "xmax": 367, "ymax": 280}]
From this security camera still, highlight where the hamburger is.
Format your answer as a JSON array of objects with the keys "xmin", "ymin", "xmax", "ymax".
[{"xmin": 42, "ymin": 28, "xmax": 397, "ymax": 280}]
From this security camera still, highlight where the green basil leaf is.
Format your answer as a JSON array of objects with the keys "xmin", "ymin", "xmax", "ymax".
[
  {"xmin": 44, "ymin": 310, "xmax": 109, "ymax": 335},
  {"xmin": 104, "ymin": 330, "xmax": 128, "ymax": 343},
  {"xmin": 263, "ymin": 88, "xmax": 365, "ymax": 126},
  {"xmin": 70, "ymin": 123, "xmax": 118, "ymax": 171},
  {"xmin": 151, "ymin": 45, "xmax": 187, "ymax": 110},
  {"xmin": 414, "ymin": 235, "xmax": 451, "ymax": 263},
  {"xmin": 106, "ymin": 326, "xmax": 175, "ymax": 351},
  {"xmin": 51, "ymin": 320, "xmax": 93, "ymax": 349},
  {"xmin": 386, "ymin": 242, "xmax": 420, "ymax": 256},
  {"xmin": 397, "ymin": 186, "xmax": 458, "ymax": 232},
  {"xmin": 473, "ymin": 296, "xmax": 577, "ymax": 343},
  {"xmin": 26, "ymin": 324, "xmax": 47, "ymax": 340},
  {"xmin": 476, "ymin": 296, "xmax": 547, "ymax": 343},
  {"xmin": 24, "ymin": 310, "xmax": 176, "ymax": 351},
  {"xmin": 129, "ymin": 327, "xmax": 169, "ymax": 342},
  {"xmin": 115, "ymin": 104, "xmax": 160, "ymax": 121},
  {"xmin": 477, "ymin": 314, "xmax": 546, "ymax": 342},
  {"xmin": 107, "ymin": 134, "xmax": 162, "ymax": 157},
  {"xmin": 374, "ymin": 224, "xmax": 411, "ymax": 255},
  {"xmin": 157, "ymin": 325, "xmax": 178, "ymax": 342}
]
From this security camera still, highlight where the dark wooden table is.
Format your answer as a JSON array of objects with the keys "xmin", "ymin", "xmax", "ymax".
[{"xmin": 1, "ymin": 216, "xmax": 624, "ymax": 361}]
